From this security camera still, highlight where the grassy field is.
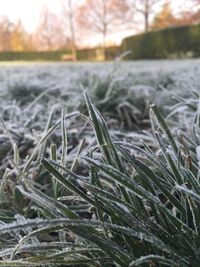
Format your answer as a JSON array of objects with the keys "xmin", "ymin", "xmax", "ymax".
[{"xmin": 0, "ymin": 59, "xmax": 200, "ymax": 266}]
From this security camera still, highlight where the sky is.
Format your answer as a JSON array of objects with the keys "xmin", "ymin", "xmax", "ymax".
[
  {"xmin": 0, "ymin": 0, "xmax": 194, "ymax": 46},
  {"xmin": 0, "ymin": 0, "xmax": 62, "ymax": 32}
]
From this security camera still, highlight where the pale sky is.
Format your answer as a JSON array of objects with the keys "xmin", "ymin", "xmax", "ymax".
[{"xmin": 0, "ymin": 0, "xmax": 63, "ymax": 32}]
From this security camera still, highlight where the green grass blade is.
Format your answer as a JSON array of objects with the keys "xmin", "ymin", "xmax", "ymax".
[{"xmin": 40, "ymin": 158, "xmax": 94, "ymax": 204}]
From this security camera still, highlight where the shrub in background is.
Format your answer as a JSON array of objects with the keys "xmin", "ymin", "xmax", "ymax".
[
  {"xmin": 0, "ymin": 46, "xmax": 120, "ymax": 62},
  {"xmin": 121, "ymin": 23, "xmax": 200, "ymax": 59}
]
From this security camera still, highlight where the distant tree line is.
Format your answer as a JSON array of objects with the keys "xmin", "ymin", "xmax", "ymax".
[{"xmin": 0, "ymin": 0, "xmax": 199, "ymax": 60}]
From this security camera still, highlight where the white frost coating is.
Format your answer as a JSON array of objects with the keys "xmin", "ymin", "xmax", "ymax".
[{"xmin": 196, "ymin": 146, "xmax": 200, "ymax": 167}]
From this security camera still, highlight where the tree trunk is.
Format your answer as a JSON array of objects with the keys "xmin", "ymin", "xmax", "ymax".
[
  {"xmin": 68, "ymin": 0, "xmax": 77, "ymax": 61},
  {"xmin": 144, "ymin": 0, "xmax": 149, "ymax": 32},
  {"xmin": 144, "ymin": 11, "xmax": 149, "ymax": 32},
  {"xmin": 102, "ymin": 30, "xmax": 106, "ymax": 61},
  {"xmin": 102, "ymin": 0, "xmax": 107, "ymax": 61}
]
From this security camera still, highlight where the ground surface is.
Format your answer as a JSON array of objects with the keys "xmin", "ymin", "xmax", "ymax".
[{"xmin": 0, "ymin": 59, "xmax": 199, "ymax": 171}]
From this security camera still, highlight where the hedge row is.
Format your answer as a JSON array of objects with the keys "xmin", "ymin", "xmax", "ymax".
[
  {"xmin": 121, "ymin": 23, "xmax": 200, "ymax": 59},
  {"xmin": 0, "ymin": 51, "xmax": 70, "ymax": 61},
  {"xmin": 77, "ymin": 47, "xmax": 119, "ymax": 60},
  {"xmin": 0, "ymin": 47, "xmax": 120, "ymax": 61}
]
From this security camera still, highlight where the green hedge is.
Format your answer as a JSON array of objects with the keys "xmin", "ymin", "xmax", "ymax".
[
  {"xmin": 121, "ymin": 24, "xmax": 200, "ymax": 59},
  {"xmin": 0, "ymin": 46, "xmax": 120, "ymax": 61},
  {"xmin": 77, "ymin": 48, "xmax": 98, "ymax": 60},
  {"xmin": 76, "ymin": 46, "xmax": 120, "ymax": 61},
  {"xmin": 0, "ymin": 51, "xmax": 71, "ymax": 61}
]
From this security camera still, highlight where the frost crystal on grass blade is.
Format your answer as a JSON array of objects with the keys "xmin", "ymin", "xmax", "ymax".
[{"xmin": 196, "ymin": 146, "xmax": 200, "ymax": 167}]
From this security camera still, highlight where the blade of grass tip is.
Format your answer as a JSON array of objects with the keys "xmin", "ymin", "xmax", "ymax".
[
  {"xmin": 178, "ymin": 131, "xmax": 197, "ymax": 148},
  {"xmin": 90, "ymin": 162, "xmax": 103, "ymax": 189},
  {"xmin": 13, "ymin": 143, "xmax": 20, "ymax": 166},
  {"xmin": 37, "ymin": 105, "xmax": 56, "ymax": 157},
  {"xmin": 36, "ymin": 105, "xmax": 56, "ymax": 174},
  {"xmin": 0, "ymin": 168, "xmax": 10, "ymax": 203},
  {"xmin": 70, "ymin": 138, "xmax": 85, "ymax": 173},
  {"xmin": 84, "ymin": 92, "xmax": 131, "ymax": 203},
  {"xmin": 178, "ymin": 131, "xmax": 192, "ymax": 170},
  {"xmin": 97, "ymin": 80, "xmax": 115, "ymax": 105},
  {"xmin": 59, "ymin": 138, "xmax": 85, "ymax": 197},
  {"xmin": 50, "ymin": 144, "xmax": 57, "ymax": 161},
  {"xmin": 22, "ymin": 111, "xmax": 79, "ymax": 175},
  {"xmin": 187, "ymin": 196, "xmax": 199, "ymax": 234},
  {"xmin": 182, "ymin": 168, "xmax": 200, "ymax": 194},
  {"xmin": 154, "ymin": 131, "xmax": 183, "ymax": 185},
  {"xmin": 87, "ymin": 155, "xmax": 105, "ymax": 223},
  {"xmin": 50, "ymin": 144, "xmax": 58, "ymax": 199},
  {"xmin": 150, "ymin": 104, "xmax": 179, "ymax": 156},
  {"xmin": 84, "ymin": 91, "xmax": 123, "ymax": 171},
  {"xmin": 112, "ymin": 50, "xmax": 132, "ymax": 73},
  {"xmin": 61, "ymin": 108, "xmax": 67, "ymax": 168},
  {"xmin": 84, "ymin": 91, "xmax": 113, "ymax": 166},
  {"xmin": 0, "ymin": 117, "xmax": 16, "ymax": 153},
  {"xmin": 95, "ymin": 107, "xmax": 124, "ymax": 172}
]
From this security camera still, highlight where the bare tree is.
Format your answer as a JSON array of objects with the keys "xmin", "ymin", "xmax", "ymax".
[
  {"xmin": 0, "ymin": 16, "xmax": 13, "ymax": 51},
  {"xmin": 61, "ymin": 0, "xmax": 78, "ymax": 61},
  {"xmin": 128, "ymin": 0, "xmax": 163, "ymax": 32},
  {"xmin": 152, "ymin": 0, "xmax": 200, "ymax": 28},
  {"xmin": 176, "ymin": 0, "xmax": 200, "ymax": 25},
  {"xmin": 77, "ymin": 0, "xmax": 128, "ymax": 60},
  {"xmin": 11, "ymin": 20, "xmax": 28, "ymax": 51},
  {"xmin": 151, "ymin": 2, "xmax": 177, "ymax": 30},
  {"xmin": 34, "ymin": 6, "xmax": 66, "ymax": 50}
]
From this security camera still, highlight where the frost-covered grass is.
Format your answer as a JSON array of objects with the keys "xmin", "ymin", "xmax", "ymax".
[{"xmin": 0, "ymin": 59, "xmax": 200, "ymax": 266}]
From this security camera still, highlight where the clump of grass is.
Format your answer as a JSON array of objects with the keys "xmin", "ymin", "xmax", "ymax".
[
  {"xmin": 0, "ymin": 92, "xmax": 199, "ymax": 266},
  {"xmin": 7, "ymin": 78, "xmax": 60, "ymax": 105},
  {"xmin": 81, "ymin": 62, "xmax": 154, "ymax": 130}
]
